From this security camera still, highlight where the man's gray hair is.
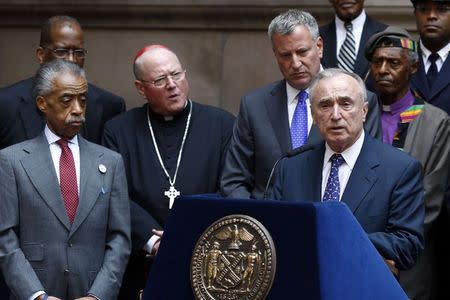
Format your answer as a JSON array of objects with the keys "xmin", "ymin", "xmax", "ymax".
[
  {"xmin": 33, "ymin": 59, "xmax": 86, "ymax": 100},
  {"xmin": 309, "ymin": 68, "xmax": 368, "ymax": 103},
  {"xmin": 268, "ymin": 9, "xmax": 319, "ymax": 42}
]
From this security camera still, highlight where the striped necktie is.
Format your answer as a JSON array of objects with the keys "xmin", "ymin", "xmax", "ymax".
[{"xmin": 338, "ymin": 21, "xmax": 356, "ymax": 72}]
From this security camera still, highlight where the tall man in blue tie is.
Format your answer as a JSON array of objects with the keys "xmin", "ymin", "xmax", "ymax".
[
  {"xmin": 220, "ymin": 9, "xmax": 381, "ymax": 199},
  {"xmin": 272, "ymin": 68, "xmax": 424, "ymax": 273}
]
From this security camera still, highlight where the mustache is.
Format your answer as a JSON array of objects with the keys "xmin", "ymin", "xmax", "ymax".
[
  {"xmin": 65, "ymin": 116, "xmax": 86, "ymax": 125},
  {"xmin": 376, "ymin": 76, "xmax": 392, "ymax": 82}
]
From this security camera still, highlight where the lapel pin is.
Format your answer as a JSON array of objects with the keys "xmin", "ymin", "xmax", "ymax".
[{"xmin": 98, "ymin": 164, "xmax": 107, "ymax": 174}]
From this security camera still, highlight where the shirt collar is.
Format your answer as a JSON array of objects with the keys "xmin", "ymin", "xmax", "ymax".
[
  {"xmin": 286, "ymin": 82, "xmax": 310, "ymax": 105},
  {"xmin": 380, "ymin": 90, "xmax": 415, "ymax": 114},
  {"xmin": 44, "ymin": 125, "xmax": 79, "ymax": 146},
  {"xmin": 335, "ymin": 10, "xmax": 366, "ymax": 31},
  {"xmin": 420, "ymin": 40, "xmax": 450, "ymax": 62},
  {"xmin": 324, "ymin": 130, "xmax": 365, "ymax": 170}
]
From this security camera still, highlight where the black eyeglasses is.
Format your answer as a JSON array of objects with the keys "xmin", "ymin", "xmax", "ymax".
[{"xmin": 42, "ymin": 46, "xmax": 88, "ymax": 59}]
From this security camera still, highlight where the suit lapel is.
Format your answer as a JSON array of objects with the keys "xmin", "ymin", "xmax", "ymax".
[
  {"xmin": 265, "ymin": 81, "xmax": 291, "ymax": 154},
  {"xmin": 19, "ymin": 79, "xmax": 45, "ymax": 139},
  {"xmin": 69, "ymin": 137, "xmax": 103, "ymax": 237},
  {"xmin": 323, "ymin": 22, "xmax": 338, "ymax": 68},
  {"xmin": 309, "ymin": 144, "xmax": 325, "ymax": 201},
  {"xmin": 20, "ymin": 134, "xmax": 71, "ymax": 230},
  {"xmin": 430, "ymin": 55, "xmax": 450, "ymax": 100},
  {"xmin": 341, "ymin": 135, "xmax": 380, "ymax": 213},
  {"xmin": 354, "ymin": 19, "xmax": 372, "ymax": 78},
  {"xmin": 411, "ymin": 54, "xmax": 430, "ymax": 97}
]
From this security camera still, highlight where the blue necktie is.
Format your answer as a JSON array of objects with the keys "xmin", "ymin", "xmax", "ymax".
[
  {"xmin": 291, "ymin": 90, "xmax": 308, "ymax": 149},
  {"xmin": 323, "ymin": 154, "xmax": 345, "ymax": 202}
]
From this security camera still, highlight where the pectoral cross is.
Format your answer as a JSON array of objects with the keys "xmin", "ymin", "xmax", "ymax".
[{"xmin": 164, "ymin": 185, "xmax": 180, "ymax": 209}]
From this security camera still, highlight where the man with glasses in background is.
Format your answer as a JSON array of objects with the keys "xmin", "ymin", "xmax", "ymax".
[
  {"xmin": 0, "ymin": 15, "xmax": 125, "ymax": 149},
  {"xmin": 102, "ymin": 45, "xmax": 235, "ymax": 299},
  {"xmin": 0, "ymin": 15, "xmax": 126, "ymax": 299}
]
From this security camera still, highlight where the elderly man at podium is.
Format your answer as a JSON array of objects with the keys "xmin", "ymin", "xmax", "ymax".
[{"xmin": 272, "ymin": 68, "xmax": 424, "ymax": 273}]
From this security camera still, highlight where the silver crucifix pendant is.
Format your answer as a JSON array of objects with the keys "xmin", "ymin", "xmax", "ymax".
[{"xmin": 164, "ymin": 185, "xmax": 180, "ymax": 209}]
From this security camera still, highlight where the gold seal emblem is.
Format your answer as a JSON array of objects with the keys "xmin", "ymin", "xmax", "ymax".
[{"xmin": 191, "ymin": 215, "xmax": 276, "ymax": 300}]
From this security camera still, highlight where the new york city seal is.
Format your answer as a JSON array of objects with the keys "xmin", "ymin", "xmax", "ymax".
[{"xmin": 191, "ymin": 215, "xmax": 276, "ymax": 300}]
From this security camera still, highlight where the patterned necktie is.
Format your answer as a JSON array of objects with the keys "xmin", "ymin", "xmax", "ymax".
[
  {"xmin": 323, "ymin": 154, "xmax": 345, "ymax": 202},
  {"xmin": 290, "ymin": 90, "xmax": 308, "ymax": 149},
  {"xmin": 57, "ymin": 139, "xmax": 79, "ymax": 224},
  {"xmin": 427, "ymin": 53, "xmax": 439, "ymax": 89},
  {"xmin": 337, "ymin": 21, "xmax": 356, "ymax": 72}
]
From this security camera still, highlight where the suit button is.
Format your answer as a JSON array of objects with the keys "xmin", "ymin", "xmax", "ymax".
[
  {"xmin": 64, "ymin": 269, "xmax": 70, "ymax": 274},
  {"xmin": 68, "ymin": 241, "xmax": 73, "ymax": 247}
]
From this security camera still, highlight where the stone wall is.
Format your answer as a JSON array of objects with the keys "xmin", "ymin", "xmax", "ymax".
[{"xmin": 0, "ymin": 0, "xmax": 416, "ymax": 114}]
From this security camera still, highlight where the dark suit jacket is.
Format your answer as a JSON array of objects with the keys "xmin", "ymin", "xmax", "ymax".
[
  {"xmin": 411, "ymin": 51, "xmax": 450, "ymax": 116},
  {"xmin": 0, "ymin": 134, "xmax": 130, "ymax": 300},
  {"xmin": 272, "ymin": 133, "xmax": 424, "ymax": 270},
  {"xmin": 320, "ymin": 16, "xmax": 387, "ymax": 84},
  {"xmin": 0, "ymin": 77, "xmax": 125, "ymax": 148},
  {"xmin": 220, "ymin": 80, "xmax": 381, "ymax": 199}
]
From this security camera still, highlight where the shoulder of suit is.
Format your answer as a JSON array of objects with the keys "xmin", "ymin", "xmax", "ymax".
[
  {"xmin": 104, "ymin": 105, "xmax": 145, "ymax": 129},
  {"xmin": 0, "ymin": 77, "xmax": 33, "ymax": 98},
  {"xmin": 87, "ymin": 82, "xmax": 124, "ymax": 104},
  {"xmin": 242, "ymin": 80, "xmax": 284, "ymax": 102},
  {"xmin": 319, "ymin": 20, "xmax": 334, "ymax": 35},
  {"xmin": 192, "ymin": 101, "xmax": 235, "ymax": 122},
  {"xmin": 366, "ymin": 134, "xmax": 419, "ymax": 166},
  {"xmin": 422, "ymin": 101, "xmax": 450, "ymax": 122},
  {"xmin": 365, "ymin": 16, "xmax": 388, "ymax": 31},
  {"xmin": 81, "ymin": 136, "xmax": 122, "ymax": 158},
  {"xmin": 0, "ymin": 135, "xmax": 42, "ymax": 158}
]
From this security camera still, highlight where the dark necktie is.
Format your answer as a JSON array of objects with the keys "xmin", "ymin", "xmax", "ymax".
[
  {"xmin": 427, "ymin": 53, "xmax": 439, "ymax": 89},
  {"xmin": 290, "ymin": 90, "xmax": 308, "ymax": 149},
  {"xmin": 338, "ymin": 21, "xmax": 356, "ymax": 72},
  {"xmin": 57, "ymin": 139, "xmax": 79, "ymax": 224},
  {"xmin": 323, "ymin": 154, "xmax": 345, "ymax": 202}
]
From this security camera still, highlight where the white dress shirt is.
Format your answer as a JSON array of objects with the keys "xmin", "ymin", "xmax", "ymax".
[
  {"xmin": 321, "ymin": 131, "xmax": 365, "ymax": 201},
  {"xmin": 420, "ymin": 40, "xmax": 450, "ymax": 73},
  {"xmin": 335, "ymin": 10, "xmax": 367, "ymax": 59}
]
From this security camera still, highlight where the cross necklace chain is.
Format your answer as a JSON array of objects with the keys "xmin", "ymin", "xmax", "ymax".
[{"xmin": 147, "ymin": 100, "xmax": 192, "ymax": 209}]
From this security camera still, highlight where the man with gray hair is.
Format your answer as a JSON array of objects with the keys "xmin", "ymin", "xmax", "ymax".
[
  {"xmin": 220, "ymin": 9, "xmax": 380, "ymax": 199},
  {"xmin": 0, "ymin": 59, "xmax": 130, "ymax": 300},
  {"xmin": 272, "ymin": 68, "xmax": 424, "ymax": 275},
  {"xmin": 366, "ymin": 26, "xmax": 450, "ymax": 300}
]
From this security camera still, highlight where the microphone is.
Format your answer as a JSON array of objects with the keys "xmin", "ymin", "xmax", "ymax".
[{"xmin": 263, "ymin": 144, "xmax": 314, "ymax": 200}]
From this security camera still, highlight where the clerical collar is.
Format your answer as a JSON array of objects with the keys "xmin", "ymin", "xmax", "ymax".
[
  {"xmin": 147, "ymin": 99, "xmax": 190, "ymax": 122},
  {"xmin": 380, "ymin": 90, "xmax": 414, "ymax": 115}
]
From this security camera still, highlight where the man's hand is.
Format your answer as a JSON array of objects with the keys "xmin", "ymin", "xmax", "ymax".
[
  {"xmin": 383, "ymin": 258, "xmax": 399, "ymax": 277},
  {"xmin": 151, "ymin": 229, "xmax": 164, "ymax": 255}
]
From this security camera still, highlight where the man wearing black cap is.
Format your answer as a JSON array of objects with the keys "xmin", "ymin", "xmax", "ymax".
[
  {"xmin": 366, "ymin": 25, "xmax": 450, "ymax": 300},
  {"xmin": 410, "ymin": 0, "xmax": 450, "ymax": 116}
]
